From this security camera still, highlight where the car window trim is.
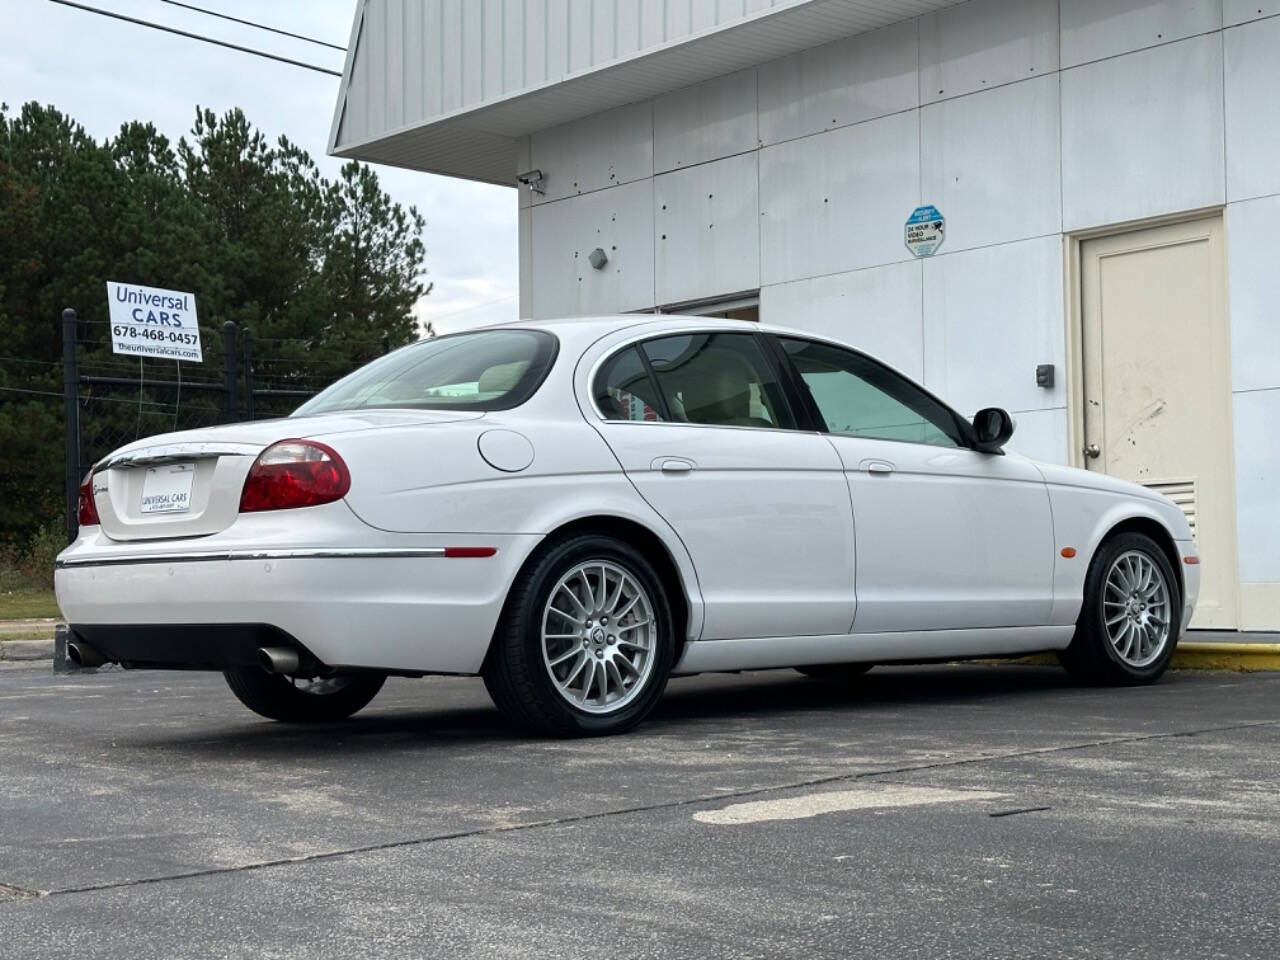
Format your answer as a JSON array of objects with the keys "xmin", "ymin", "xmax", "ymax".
[{"xmin": 766, "ymin": 333, "xmax": 979, "ymax": 450}]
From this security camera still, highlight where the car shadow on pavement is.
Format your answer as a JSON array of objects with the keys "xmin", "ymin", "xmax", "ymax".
[
  {"xmin": 130, "ymin": 664, "xmax": 1081, "ymax": 755},
  {"xmin": 654, "ymin": 664, "xmax": 1077, "ymax": 723}
]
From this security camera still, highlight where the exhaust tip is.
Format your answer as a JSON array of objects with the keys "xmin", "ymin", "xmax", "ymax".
[
  {"xmin": 67, "ymin": 641, "xmax": 106, "ymax": 668},
  {"xmin": 257, "ymin": 646, "xmax": 301, "ymax": 675}
]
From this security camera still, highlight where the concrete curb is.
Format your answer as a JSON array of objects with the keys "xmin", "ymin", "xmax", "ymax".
[
  {"xmin": 994, "ymin": 643, "xmax": 1280, "ymax": 672},
  {"xmin": 0, "ymin": 638, "xmax": 55, "ymax": 661}
]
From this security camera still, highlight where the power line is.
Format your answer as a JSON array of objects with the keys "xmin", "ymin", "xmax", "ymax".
[
  {"xmin": 157, "ymin": 0, "xmax": 346, "ymax": 52},
  {"xmin": 46, "ymin": 0, "xmax": 342, "ymax": 77}
]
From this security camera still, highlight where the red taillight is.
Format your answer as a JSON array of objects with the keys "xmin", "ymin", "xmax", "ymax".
[
  {"xmin": 239, "ymin": 440, "xmax": 350, "ymax": 513},
  {"xmin": 77, "ymin": 471, "xmax": 100, "ymax": 527}
]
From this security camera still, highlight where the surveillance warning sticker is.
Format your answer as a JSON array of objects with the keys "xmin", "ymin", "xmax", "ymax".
[{"xmin": 905, "ymin": 206, "xmax": 946, "ymax": 258}]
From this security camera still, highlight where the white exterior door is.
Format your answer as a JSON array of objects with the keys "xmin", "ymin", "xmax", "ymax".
[
  {"xmin": 1080, "ymin": 217, "xmax": 1238, "ymax": 628},
  {"xmin": 775, "ymin": 337, "xmax": 1056, "ymax": 634},
  {"xmin": 592, "ymin": 332, "xmax": 855, "ymax": 640}
]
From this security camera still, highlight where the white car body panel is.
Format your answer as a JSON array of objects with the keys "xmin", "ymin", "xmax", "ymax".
[
  {"xmin": 827, "ymin": 438, "xmax": 1055, "ymax": 633},
  {"xmin": 55, "ymin": 315, "xmax": 1198, "ymax": 678}
]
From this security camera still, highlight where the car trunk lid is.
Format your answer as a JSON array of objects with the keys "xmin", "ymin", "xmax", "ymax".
[{"xmin": 92, "ymin": 409, "xmax": 482, "ymax": 541}]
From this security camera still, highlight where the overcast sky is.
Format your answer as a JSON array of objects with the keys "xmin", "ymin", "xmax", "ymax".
[{"xmin": 1, "ymin": 0, "xmax": 520, "ymax": 335}]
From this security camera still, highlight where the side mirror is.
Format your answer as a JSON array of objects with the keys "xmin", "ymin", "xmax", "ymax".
[{"xmin": 972, "ymin": 407, "xmax": 1015, "ymax": 453}]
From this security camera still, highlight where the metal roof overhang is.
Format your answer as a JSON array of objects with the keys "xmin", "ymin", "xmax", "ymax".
[{"xmin": 329, "ymin": 0, "xmax": 964, "ymax": 186}]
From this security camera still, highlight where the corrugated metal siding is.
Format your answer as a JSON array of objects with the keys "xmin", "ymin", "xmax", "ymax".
[
  {"xmin": 331, "ymin": 0, "xmax": 968, "ymax": 182},
  {"xmin": 334, "ymin": 0, "xmax": 809, "ymax": 149}
]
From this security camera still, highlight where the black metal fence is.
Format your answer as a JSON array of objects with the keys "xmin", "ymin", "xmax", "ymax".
[{"xmin": 54, "ymin": 308, "xmax": 389, "ymax": 544}]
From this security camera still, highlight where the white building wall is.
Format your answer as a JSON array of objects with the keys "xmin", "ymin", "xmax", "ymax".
[{"xmin": 519, "ymin": 0, "xmax": 1280, "ymax": 620}]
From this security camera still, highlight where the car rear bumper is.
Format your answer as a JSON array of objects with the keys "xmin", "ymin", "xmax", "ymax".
[{"xmin": 55, "ymin": 534, "xmax": 538, "ymax": 674}]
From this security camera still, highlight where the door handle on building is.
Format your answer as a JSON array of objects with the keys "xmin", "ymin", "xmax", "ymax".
[{"xmin": 1083, "ymin": 443, "xmax": 1101, "ymax": 459}]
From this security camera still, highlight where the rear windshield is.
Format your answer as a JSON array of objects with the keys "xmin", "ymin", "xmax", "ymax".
[{"xmin": 294, "ymin": 329, "xmax": 558, "ymax": 415}]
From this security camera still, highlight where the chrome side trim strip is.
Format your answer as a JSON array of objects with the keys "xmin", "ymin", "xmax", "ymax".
[
  {"xmin": 98, "ymin": 443, "xmax": 259, "ymax": 471},
  {"xmin": 56, "ymin": 547, "xmax": 450, "ymax": 569}
]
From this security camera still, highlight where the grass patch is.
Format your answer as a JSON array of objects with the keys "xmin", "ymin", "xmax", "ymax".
[{"xmin": 0, "ymin": 589, "xmax": 60, "ymax": 621}]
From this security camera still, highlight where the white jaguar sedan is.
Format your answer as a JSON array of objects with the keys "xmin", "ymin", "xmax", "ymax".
[{"xmin": 56, "ymin": 316, "xmax": 1199, "ymax": 735}]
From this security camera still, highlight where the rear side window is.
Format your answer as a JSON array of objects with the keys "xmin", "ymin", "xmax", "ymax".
[
  {"xmin": 594, "ymin": 347, "xmax": 666, "ymax": 422},
  {"xmin": 642, "ymin": 333, "xmax": 795, "ymax": 429},
  {"xmin": 294, "ymin": 329, "xmax": 558, "ymax": 415}
]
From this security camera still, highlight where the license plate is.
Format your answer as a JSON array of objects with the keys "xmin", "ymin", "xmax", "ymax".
[{"xmin": 140, "ymin": 463, "xmax": 195, "ymax": 515}]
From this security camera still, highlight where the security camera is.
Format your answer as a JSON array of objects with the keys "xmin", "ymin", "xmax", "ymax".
[{"xmin": 515, "ymin": 169, "xmax": 545, "ymax": 195}]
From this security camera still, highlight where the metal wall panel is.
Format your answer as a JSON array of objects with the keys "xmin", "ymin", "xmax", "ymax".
[
  {"xmin": 530, "ymin": 179, "xmax": 656, "ymax": 318},
  {"xmin": 1226, "ymin": 196, "xmax": 1280, "ymax": 393},
  {"xmin": 1232, "ymin": 389, "xmax": 1280, "ymax": 582},
  {"xmin": 921, "ymin": 235, "xmax": 1066, "ymax": 416},
  {"xmin": 653, "ymin": 68, "xmax": 758, "ymax": 173},
  {"xmin": 919, "ymin": 0, "xmax": 1059, "ymax": 103},
  {"xmin": 759, "ymin": 260, "xmax": 925, "ymax": 379},
  {"xmin": 757, "ymin": 18, "xmax": 917, "ymax": 146},
  {"xmin": 1060, "ymin": 0, "xmax": 1221, "ymax": 68},
  {"xmin": 1005, "ymin": 408, "xmax": 1069, "ymax": 466},
  {"xmin": 759, "ymin": 110, "xmax": 919, "ymax": 286},
  {"xmin": 1061, "ymin": 33, "xmax": 1225, "ymax": 231},
  {"xmin": 1223, "ymin": 0, "xmax": 1280, "ymax": 25},
  {"xmin": 1224, "ymin": 16, "xmax": 1280, "ymax": 202},
  {"xmin": 920, "ymin": 73, "xmax": 1061, "ymax": 253},
  {"xmin": 655, "ymin": 152, "xmax": 761, "ymax": 305},
  {"xmin": 529, "ymin": 101, "xmax": 654, "ymax": 203}
]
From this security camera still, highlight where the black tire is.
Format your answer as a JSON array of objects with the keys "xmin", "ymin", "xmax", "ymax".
[
  {"xmin": 483, "ymin": 533, "xmax": 675, "ymax": 737},
  {"xmin": 795, "ymin": 663, "xmax": 874, "ymax": 682},
  {"xmin": 1057, "ymin": 532, "xmax": 1181, "ymax": 686},
  {"xmin": 223, "ymin": 668, "xmax": 386, "ymax": 722}
]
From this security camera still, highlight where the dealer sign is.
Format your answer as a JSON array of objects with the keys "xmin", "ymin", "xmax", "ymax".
[{"xmin": 106, "ymin": 281, "xmax": 203, "ymax": 362}]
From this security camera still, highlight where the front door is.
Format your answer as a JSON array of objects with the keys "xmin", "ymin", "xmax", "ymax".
[
  {"xmin": 1080, "ymin": 217, "xmax": 1238, "ymax": 628},
  {"xmin": 775, "ymin": 336, "xmax": 1056, "ymax": 634},
  {"xmin": 592, "ymin": 331, "xmax": 855, "ymax": 640}
]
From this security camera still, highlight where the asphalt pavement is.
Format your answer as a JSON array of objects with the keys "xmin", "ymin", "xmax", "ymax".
[{"xmin": 1, "ymin": 661, "xmax": 1277, "ymax": 959}]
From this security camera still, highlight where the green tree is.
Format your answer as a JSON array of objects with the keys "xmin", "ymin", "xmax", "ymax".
[{"xmin": 0, "ymin": 102, "xmax": 429, "ymax": 547}]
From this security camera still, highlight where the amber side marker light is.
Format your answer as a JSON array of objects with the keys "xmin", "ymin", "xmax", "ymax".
[
  {"xmin": 1060, "ymin": 547, "xmax": 1077, "ymax": 558},
  {"xmin": 1184, "ymin": 556, "xmax": 1200, "ymax": 565}
]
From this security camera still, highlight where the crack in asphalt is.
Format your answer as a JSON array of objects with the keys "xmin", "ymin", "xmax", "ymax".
[{"xmin": 8, "ymin": 717, "xmax": 1277, "ymax": 904}]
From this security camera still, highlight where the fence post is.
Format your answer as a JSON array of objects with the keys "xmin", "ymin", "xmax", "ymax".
[
  {"xmin": 381, "ymin": 333, "xmax": 390, "ymax": 355},
  {"xmin": 62, "ymin": 308, "xmax": 80, "ymax": 545},
  {"xmin": 222, "ymin": 321, "xmax": 239, "ymax": 422},
  {"xmin": 242, "ymin": 328, "xmax": 255, "ymax": 421}
]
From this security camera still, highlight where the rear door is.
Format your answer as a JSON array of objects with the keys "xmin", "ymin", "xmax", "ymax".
[
  {"xmin": 773, "ymin": 336, "xmax": 1055, "ymax": 634},
  {"xmin": 591, "ymin": 331, "xmax": 855, "ymax": 640}
]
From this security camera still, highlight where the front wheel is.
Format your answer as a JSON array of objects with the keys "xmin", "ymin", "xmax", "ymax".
[
  {"xmin": 483, "ymin": 533, "xmax": 675, "ymax": 737},
  {"xmin": 1058, "ymin": 532, "xmax": 1181, "ymax": 685},
  {"xmin": 224, "ymin": 668, "xmax": 386, "ymax": 722}
]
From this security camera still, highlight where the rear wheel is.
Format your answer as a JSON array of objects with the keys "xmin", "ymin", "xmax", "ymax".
[
  {"xmin": 1058, "ymin": 532, "xmax": 1180, "ymax": 685},
  {"xmin": 483, "ymin": 533, "xmax": 675, "ymax": 737},
  {"xmin": 223, "ymin": 669, "xmax": 386, "ymax": 722},
  {"xmin": 795, "ymin": 663, "xmax": 874, "ymax": 682}
]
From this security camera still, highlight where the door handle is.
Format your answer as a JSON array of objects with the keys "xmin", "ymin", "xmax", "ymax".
[
  {"xmin": 860, "ymin": 459, "xmax": 895, "ymax": 475},
  {"xmin": 656, "ymin": 458, "xmax": 695, "ymax": 474},
  {"xmin": 1083, "ymin": 443, "xmax": 1101, "ymax": 460}
]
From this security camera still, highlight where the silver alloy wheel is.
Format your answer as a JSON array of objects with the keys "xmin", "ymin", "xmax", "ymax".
[
  {"xmin": 541, "ymin": 560, "xmax": 657, "ymax": 715},
  {"xmin": 1103, "ymin": 549, "xmax": 1173, "ymax": 668}
]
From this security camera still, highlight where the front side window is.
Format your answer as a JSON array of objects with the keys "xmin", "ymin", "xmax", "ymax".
[
  {"xmin": 641, "ymin": 333, "xmax": 795, "ymax": 429},
  {"xmin": 294, "ymin": 329, "xmax": 557, "ymax": 415},
  {"xmin": 780, "ymin": 338, "xmax": 967, "ymax": 448}
]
